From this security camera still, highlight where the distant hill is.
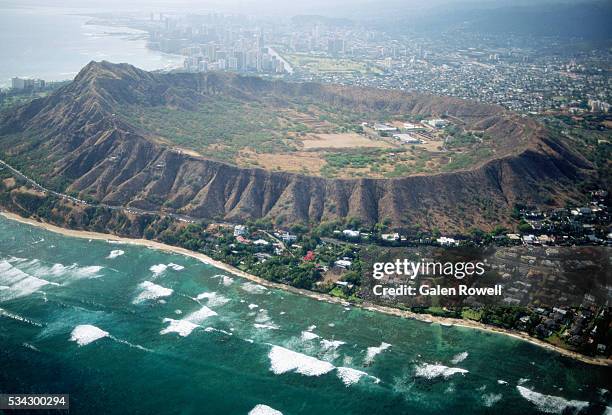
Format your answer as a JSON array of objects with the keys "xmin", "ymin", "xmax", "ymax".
[
  {"xmin": 291, "ymin": 15, "xmax": 354, "ymax": 27},
  {"xmin": 379, "ymin": 1, "xmax": 612, "ymax": 40},
  {"xmin": 0, "ymin": 61, "xmax": 594, "ymax": 231}
]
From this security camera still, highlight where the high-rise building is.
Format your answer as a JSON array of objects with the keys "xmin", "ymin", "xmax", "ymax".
[
  {"xmin": 257, "ymin": 30, "xmax": 265, "ymax": 51},
  {"xmin": 11, "ymin": 77, "xmax": 44, "ymax": 90},
  {"xmin": 228, "ymin": 57, "xmax": 238, "ymax": 71},
  {"xmin": 327, "ymin": 38, "xmax": 345, "ymax": 56},
  {"xmin": 205, "ymin": 44, "xmax": 216, "ymax": 61},
  {"xmin": 234, "ymin": 51, "xmax": 246, "ymax": 70},
  {"xmin": 11, "ymin": 77, "xmax": 25, "ymax": 90},
  {"xmin": 246, "ymin": 50, "xmax": 259, "ymax": 70}
]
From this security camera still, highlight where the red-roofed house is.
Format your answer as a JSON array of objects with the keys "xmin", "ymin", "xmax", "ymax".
[{"xmin": 303, "ymin": 251, "xmax": 315, "ymax": 261}]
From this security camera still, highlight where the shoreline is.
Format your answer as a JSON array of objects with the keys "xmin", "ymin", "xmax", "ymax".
[{"xmin": 1, "ymin": 210, "xmax": 610, "ymax": 367}]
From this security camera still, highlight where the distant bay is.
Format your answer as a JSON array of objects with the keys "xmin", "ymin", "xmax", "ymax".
[{"xmin": 0, "ymin": 6, "xmax": 183, "ymax": 88}]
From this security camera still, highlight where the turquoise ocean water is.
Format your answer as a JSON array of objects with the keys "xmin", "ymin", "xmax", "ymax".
[{"xmin": 0, "ymin": 216, "xmax": 610, "ymax": 414}]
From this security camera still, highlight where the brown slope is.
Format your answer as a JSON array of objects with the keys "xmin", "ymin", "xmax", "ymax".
[{"xmin": 0, "ymin": 61, "xmax": 594, "ymax": 232}]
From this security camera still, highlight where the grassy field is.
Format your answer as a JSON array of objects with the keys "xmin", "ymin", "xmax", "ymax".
[
  {"xmin": 284, "ymin": 53, "xmax": 384, "ymax": 75},
  {"xmin": 119, "ymin": 95, "xmax": 500, "ymax": 178},
  {"xmin": 120, "ymin": 98, "xmax": 292, "ymax": 161}
]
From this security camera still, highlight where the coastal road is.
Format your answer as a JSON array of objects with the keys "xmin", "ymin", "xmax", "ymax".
[{"xmin": 0, "ymin": 158, "xmax": 198, "ymax": 224}]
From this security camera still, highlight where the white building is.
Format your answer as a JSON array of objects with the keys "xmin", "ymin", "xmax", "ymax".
[
  {"xmin": 11, "ymin": 77, "xmax": 44, "ymax": 90},
  {"xmin": 522, "ymin": 234, "xmax": 538, "ymax": 245},
  {"xmin": 426, "ymin": 119, "xmax": 448, "ymax": 128},
  {"xmin": 381, "ymin": 233, "xmax": 400, "ymax": 241},
  {"xmin": 436, "ymin": 236, "xmax": 459, "ymax": 246},
  {"xmin": 279, "ymin": 232, "xmax": 297, "ymax": 243},
  {"xmin": 342, "ymin": 230, "xmax": 360, "ymax": 238},
  {"xmin": 403, "ymin": 122, "xmax": 425, "ymax": 131},
  {"xmin": 334, "ymin": 259, "xmax": 352, "ymax": 269},
  {"xmin": 234, "ymin": 225, "xmax": 247, "ymax": 237},
  {"xmin": 588, "ymin": 99, "xmax": 610, "ymax": 113},
  {"xmin": 373, "ymin": 123, "xmax": 397, "ymax": 133},
  {"xmin": 393, "ymin": 133, "xmax": 422, "ymax": 144}
]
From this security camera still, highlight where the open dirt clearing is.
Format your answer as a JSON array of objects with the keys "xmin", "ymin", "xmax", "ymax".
[{"xmin": 300, "ymin": 133, "xmax": 395, "ymax": 149}]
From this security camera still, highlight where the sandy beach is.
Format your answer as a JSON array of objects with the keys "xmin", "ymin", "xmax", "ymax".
[{"xmin": 2, "ymin": 210, "xmax": 610, "ymax": 367}]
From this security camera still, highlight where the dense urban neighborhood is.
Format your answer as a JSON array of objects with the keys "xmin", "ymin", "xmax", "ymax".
[{"xmin": 71, "ymin": 12, "xmax": 612, "ymax": 116}]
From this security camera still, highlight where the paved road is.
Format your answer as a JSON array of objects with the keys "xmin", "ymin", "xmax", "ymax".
[{"xmin": 0, "ymin": 158, "xmax": 197, "ymax": 224}]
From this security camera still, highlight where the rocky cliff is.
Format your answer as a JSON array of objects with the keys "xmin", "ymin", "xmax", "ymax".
[{"xmin": 0, "ymin": 61, "xmax": 593, "ymax": 231}]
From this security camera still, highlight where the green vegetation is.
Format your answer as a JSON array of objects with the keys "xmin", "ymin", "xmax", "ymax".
[
  {"xmin": 461, "ymin": 308, "xmax": 484, "ymax": 321},
  {"xmin": 541, "ymin": 114, "xmax": 611, "ymax": 190},
  {"xmin": 0, "ymin": 94, "xmax": 44, "ymax": 112},
  {"xmin": 119, "ymin": 96, "xmax": 380, "ymax": 163},
  {"xmin": 114, "ymin": 87, "xmax": 507, "ymax": 178},
  {"xmin": 0, "ymin": 81, "xmax": 69, "ymax": 113},
  {"xmin": 446, "ymin": 130, "xmax": 482, "ymax": 148},
  {"xmin": 0, "ymin": 131, "xmax": 71, "ymax": 192},
  {"xmin": 284, "ymin": 53, "xmax": 384, "ymax": 75},
  {"xmin": 321, "ymin": 152, "xmax": 378, "ymax": 177},
  {"xmin": 119, "ymin": 98, "xmax": 292, "ymax": 160},
  {"xmin": 442, "ymin": 148, "xmax": 494, "ymax": 172}
]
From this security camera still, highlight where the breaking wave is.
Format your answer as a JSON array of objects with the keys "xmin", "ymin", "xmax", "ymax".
[
  {"xmin": 414, "ymin": 363, "xmax": 469, "ymax": 379},
  {"xmin": 482, "ymin": 393, "xmax": 503, "ymax": 407},
  {"xmin": 248, "ymin": 404, "xmax": 283, "ymax": 415},
  {"xmin": 269, "ymin": 345, "xmax": 378, "ymax": 387},
  {"xmin": 254, "ymin": 323, "xmax": 279, "ymax": 330},
  {"xmin": 133, "ymin": 281, "xmax": 173, "ymax": 304},
  {"xmin": 160, "ymin": 319, "xmax": 199, "ymax": 337},
  {"xmin": 364, "ymin": 342, "xmax": 391, "ymax": 365},
  {"xmin": 150, "ymin": 263, "xmax": 184, "ymax": 276},
  {"xmin": 106, "ymin": 250, "xmax": 125, "ymax": 259},
  {"xmin": 70, "ymin": 324, "xmax": 151, "ymax": 351},
  {"xmin": 150, "ymin": 264, "xmax": 168, "ymax": 275},
  {"xmin": 204, "ymin": 327, "xmax": 233, "ymax": 336},
  {"xmin": 269, "ymin": 345, "xmax": 335, "ymax": 376},
  {"xmin": 110, "ymin": 336, "xmax": 152, "ymax": 352},
  {"xmin": 70, "ymin": 324, "xmax": 109, "ymax": 346},
  {"xmin": 450, "ymin": 351, "xmax": 468, "ymax": 364},
  {"xmin": 253, "ymin": 309, "xmax": 279, "ymax": 330},
  {"xmin": 336, "ymin": 367, "xmax": 370, "ymax": 386},
  {"xmin": 213, "ymin": 274, "xmax": 234, "ymax": 286},
  {"xmin": 301, "ymin": 331, "xmax": 320, "ymax": 341},
  {"xmin": 40, "ymin": 262, "xmax": 103, "ymax": 279},
  {"xmin": 168, "ymin": 263, "xmax": 184, "ymax": 271},
  {"xmin": 516, "ymin": 386, "xmax": 589, "ymax": 414},
  {"xmin": 0, "ymin": 307, "xmax": 43, "ymax": 327},
  {"xmin": 0, "ymin": 260, "xmax": 51, "ymax": 301},
  {"xmin": 320, "ymin": 339, "xmax": 345, "ymax": 350},
  {"xmin": 0, "ymin": 258, "xmax": 104, "ymax": 299},
  {"xmin": 241, "ymin": 282, "xmax": 268, "ymax": 294},
  {"xmin": 160, "ymin": 306, "xmax": 217, "ymax": 337},
  {"xmin": 195, "ymin": 292, "xmax": 230, "ymax": 307},
  {"xmin": 22, "ymin": 342, "xmax": 40, "ymax": 352}
]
